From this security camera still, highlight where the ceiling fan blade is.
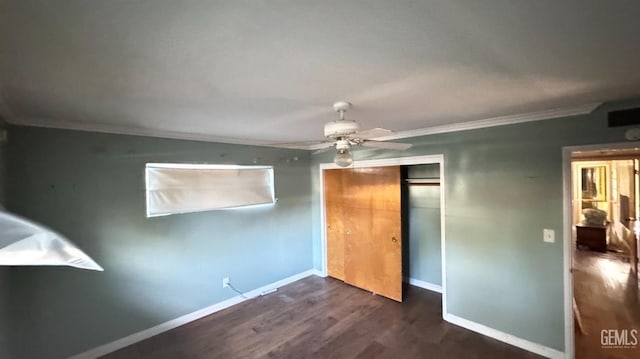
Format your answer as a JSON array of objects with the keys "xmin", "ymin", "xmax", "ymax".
[
  {"xmin": 309, "ymin": 141, "xmax": 335, "ymax": 154},
  {"xmin": 360, "ymin": 140, "xmax": 412, "ymax": 150},
  {"xmin": 352, "ymin": 128, "xmax": 394, "ymax": 139},
  {"xmin": 312, "ymin": 146, "xmax": 334, "ymax": 155}
]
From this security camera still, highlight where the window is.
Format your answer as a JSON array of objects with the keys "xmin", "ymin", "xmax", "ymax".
[{"xmin": 145, "ymin": 163, "xmax": 275, "ymax": 217}]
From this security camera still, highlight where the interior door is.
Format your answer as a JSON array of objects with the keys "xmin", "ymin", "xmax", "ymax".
[{"xmin": 325, "ymin": 166, "xmax": 403, "ymax": 302}]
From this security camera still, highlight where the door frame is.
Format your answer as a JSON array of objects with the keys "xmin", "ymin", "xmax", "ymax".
[
  {"xmin": 319, "ymin": 154, "xmax": 447, "ymax": 314},
  {"xmin": 562, "ymin": 142, "xmax": 640, "ymax": 359}
]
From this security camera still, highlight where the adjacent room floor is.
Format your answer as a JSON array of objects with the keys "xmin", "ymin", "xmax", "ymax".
[
  {"xmin": 104, "ymin": 276, "xmax": 541, "ymax": 359},
  {"xmin": 574, "ymin": 249, "xmax": 640, "ymax": 359}
]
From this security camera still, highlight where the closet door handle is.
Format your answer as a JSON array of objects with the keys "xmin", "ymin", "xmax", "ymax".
[{"xmin": 391, "ymin": 236, "xmax": 398, "ymax": 243}]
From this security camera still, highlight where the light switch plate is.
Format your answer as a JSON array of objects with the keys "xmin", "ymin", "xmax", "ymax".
[{"xmin": 543, "ymin": 229, "xmax": 554, "ymax": 243}]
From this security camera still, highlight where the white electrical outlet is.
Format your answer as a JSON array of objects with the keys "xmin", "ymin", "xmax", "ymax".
[
  {"xmin": 543, "ymin": 229, "xmax": 555, "ymax": 243},
  {"xmin": 222, "ymin": 277, "xmax": 230, "ymax": 288}
]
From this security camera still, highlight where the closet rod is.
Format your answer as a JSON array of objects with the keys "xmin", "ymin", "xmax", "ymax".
[{"xmin": 402, "ymin": 178, "xmax": 440, "ymax": 186}]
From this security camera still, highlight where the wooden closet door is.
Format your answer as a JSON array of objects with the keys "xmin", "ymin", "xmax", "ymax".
[
  {"xmin": 325, "ymin": 166, "xmax": 402, "ymax": 302},
  {"xmin": 324, "ymin": 169, "xmax": 346, "ymax": 280}
]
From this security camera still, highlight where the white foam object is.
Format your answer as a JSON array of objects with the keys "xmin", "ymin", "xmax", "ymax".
[{"xmin": 0, "ymin": 210, "xmax": 103, "ymax": 271}]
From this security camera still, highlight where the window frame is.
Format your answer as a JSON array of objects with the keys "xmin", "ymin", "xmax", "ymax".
[{"xmin": 145, "ymin": 163, "xmax": 275, "ymax": 217}]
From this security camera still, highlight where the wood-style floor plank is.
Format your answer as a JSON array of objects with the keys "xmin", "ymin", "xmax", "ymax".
[
  {"xmin": 574, "ymin": 249, "xmax": 640, "ymax": 359},
  {"xmin": 103, "ymin": 276, "xmax": 542, "ymax": 359}
]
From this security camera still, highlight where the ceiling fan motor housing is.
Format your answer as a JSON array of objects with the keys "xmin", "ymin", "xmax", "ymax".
[
  {"xmin": 324, "ymin": 120, "xmax": 359, "ymax": 139},
  {"xmin": 335, "ymin": 139, "xmax": 351, "ymax": 151}
]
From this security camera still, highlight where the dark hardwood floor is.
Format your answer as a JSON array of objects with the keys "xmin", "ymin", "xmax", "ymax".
[
  {"xmin": 574, "ymin": 249, "xmax": 640, "ymax": 359},
  {"xmin": 103, "ymin": 276, "xmax": 542, "ymax": 359}
]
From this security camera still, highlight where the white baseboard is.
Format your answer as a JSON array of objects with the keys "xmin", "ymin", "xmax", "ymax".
[
  {"xmin": 403, "ymin": 277, "xmax": 443, "ymax": 293},
  {"xmin": 443, "ymin": 313, "xmax": 565, "ymax": 359},
  {"xmin": 309, "ymin": 268, "xmax": 325, "ymax": 277},
  {"xmin": 69, "ymin": 269, "xmax": 319, "ymax": 359}
]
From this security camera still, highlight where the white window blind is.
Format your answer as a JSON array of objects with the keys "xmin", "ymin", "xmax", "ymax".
[{"xmin": 145, "ymin": 163, "xmax": 275, "ymax": 217}]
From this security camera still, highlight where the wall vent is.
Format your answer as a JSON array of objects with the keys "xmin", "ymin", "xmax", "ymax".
[{"xmin": 608, "ymin": 107, "xmax": 640, "ymax": 127}]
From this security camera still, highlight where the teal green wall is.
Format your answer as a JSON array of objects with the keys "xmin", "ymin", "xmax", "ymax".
[
  {"xmin": 312, "ymin": 99, "xmax": 640, "ymax": 352},
  {"xmin": 0, "ymin": 121, "xmax": 9, "ymax": 358},
  {"xmin": 0, "ymin": 268, "xmax": 8, "ymax": 359},
  {"xmin": 5, "ymin": 126, "xmax": 313, "ymax": 359},
  {"xmin": 5, "ymin": 98, "xmax": 640, "ymax": 356},
  {"xmin": 404, "ymin": 164, "xmax": 441, "ymax": 285}
]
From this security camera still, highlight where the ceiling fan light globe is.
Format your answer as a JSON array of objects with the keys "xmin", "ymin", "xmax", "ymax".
[{"xmin": 334, "ymin": 150, "xmax": 353, "ymax": 167}]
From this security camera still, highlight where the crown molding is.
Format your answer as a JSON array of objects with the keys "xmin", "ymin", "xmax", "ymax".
[
  {"xmin": 7, "ymin": 102, "xmax": 601, "ymax": 150},
  {"xmin": 372, "ymin": 102, "xmax": 602, "ymax": 142},
  {"xmin": 307, "ymin": 102, "xmax": 601, "ymax": 150},
  {"xmin": 7, "ymin": 116, "xmax": 296, "ymax": 149}
]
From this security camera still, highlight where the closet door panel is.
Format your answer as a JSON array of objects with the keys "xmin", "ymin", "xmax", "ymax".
[
  {"xmin": 343, "ymin": 166, "xmax": 402, "ymax": 302},
  {"xmin": 325, "ymin": 169, "xmax": 345, "ymax": 280}
]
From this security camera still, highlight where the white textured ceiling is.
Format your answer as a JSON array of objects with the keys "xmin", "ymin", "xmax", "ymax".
[{"xmin": 1, "ymin": 0, "xmax": 639, "ymax": 145}]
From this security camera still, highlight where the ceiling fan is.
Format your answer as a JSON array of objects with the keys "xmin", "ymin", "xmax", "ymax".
[{"xmin": 314, "ymin": 101, "xmax": 413, "ymax": 167}]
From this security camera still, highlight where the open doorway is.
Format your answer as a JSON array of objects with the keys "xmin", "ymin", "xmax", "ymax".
[{"xmin": 569, "ymin": 147, "xmax": 640, "ymax": 359}]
